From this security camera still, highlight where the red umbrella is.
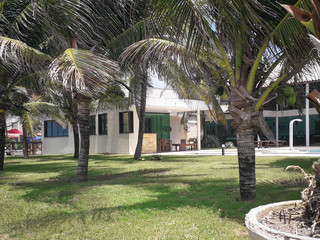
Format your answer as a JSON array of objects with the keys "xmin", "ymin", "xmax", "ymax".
[{"xmin": 7, "ymin": 128, "xmax": 23, "ymax": 134}]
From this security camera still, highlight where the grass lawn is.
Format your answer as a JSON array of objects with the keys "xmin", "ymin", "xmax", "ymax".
[{"xmin": 0, "ymin": 154, "xmax": 317, "ymax": 240}]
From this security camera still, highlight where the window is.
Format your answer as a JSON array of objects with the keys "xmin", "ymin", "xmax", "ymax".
[
  {"xmin": 98, "ymin": 114, "xmax": 108, "ymax": 135},
  {"xmin": 44, "ymin": 120, "xmax": 68, "ymax": 137},
  {"xmin": 89, "ymin": 115, "xmax": 96, "ymax": 135},
  {"xmin": 119, "ymin": 111, "xmax": 133, "ymax": 133}
]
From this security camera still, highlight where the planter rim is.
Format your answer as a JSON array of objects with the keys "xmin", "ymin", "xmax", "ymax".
[{"xmin": 245, "ymin": 200, "xmax": 317, "ymax": 240}]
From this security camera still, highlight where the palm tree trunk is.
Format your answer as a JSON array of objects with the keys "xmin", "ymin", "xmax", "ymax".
[
  {"xmin": 0, "ymin": 112, "xmax": 5, "ymax": 170},
  {"xmin": 76, "ymin": 95, "xmax": 91, "ymax": 182},
  {"xmin": 236, "ymin": 123, "xmax": 256, "ymax": 201},
  {"xmin": 71, "ymin": 120, "xmax": 79, "ymax": 159},
  {"xmin": 22, "ymin": 125, "xmax": 29, "ymax": 158},
  {"xmin": 134, "ymin": 71, "xmax": 148, "ymax": 159},
  {"xmin": 201, "ymin": 111, "xmax": 207, "ymax": 140}
]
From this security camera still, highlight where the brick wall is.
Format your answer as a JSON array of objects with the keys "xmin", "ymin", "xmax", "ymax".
[{"xmin": 142, "ymin": 133, "xmax": 157, "ymax": 154}]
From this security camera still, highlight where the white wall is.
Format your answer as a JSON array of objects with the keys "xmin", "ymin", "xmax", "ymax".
[
  {"xmin": 187, "ymin": 123, "xmax": 198, "ymax": 140},
  {"xmin": 42, "ymin": 88, "xmax": 209, "ymax": 155},
  {"xmin": 42, "ymin": 109, "xmax": 132, "ymax": 155},
  {"xmin": 128, "ymin": 107, "xmax": 139, "ymax": 154},
  {"xmin": 42, "ymin": 124, "xmax": 74, "ymax": 155},
  {"xmin": 90, "ymin": 110, "xmax": 132, "ymax": 154},
  {"xmin": 170, "ymin": 115, "xmax": 188, "ymax": 144}
]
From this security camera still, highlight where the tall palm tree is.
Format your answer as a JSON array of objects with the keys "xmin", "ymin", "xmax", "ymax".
[
  {"xmin": 121, "ymin": 0, "xmax": 319, "ymax": 201},
  {"xmin": 107, "ymin": 0, "xmax": 152, "ymax": 160},
  {"xmin": 0, "ymin": 0, "xmax": 52, "ymax": 169},
  {"xmin": 131, "ymin": 68, "xmax": 149, "ymax": 159},
  {"xmin": 42, "ymin": 88, "xmax": 80, "ymax": 159},
  {"xmin": 0, "ymin": 0, "xmax": 121, "ymax": 181},
  {"xmin": 49, "ymin": 49, "xmax": 119, "ymax": 182}
]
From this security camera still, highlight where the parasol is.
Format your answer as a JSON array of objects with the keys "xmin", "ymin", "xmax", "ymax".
[{"xmin": 7, "ymin": 128, "xmax": 23, "ymax": 134}]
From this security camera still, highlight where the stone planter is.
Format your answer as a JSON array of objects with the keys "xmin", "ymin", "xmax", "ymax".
[{"xmin": 245, "ymin": 200, "xmax": 317, "ymax": 240}]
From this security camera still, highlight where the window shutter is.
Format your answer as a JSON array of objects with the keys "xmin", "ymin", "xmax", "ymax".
[
  {"xmin": 119, "ymin": 112, "xmax": 123, "ymax": 133},
  {"xmin": 129, "ymin": 111, "xmax": 134, "ymax": 133}
]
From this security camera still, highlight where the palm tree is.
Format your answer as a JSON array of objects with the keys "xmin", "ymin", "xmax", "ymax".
[
  {"xmin": 42, "ymin": 88, "xmax": 80, "ymax": 159},
  {"xmin": 282, "ymin": 0, "xmax": 320, "ymax": 49},
  {"xmin": 107, "ymin": 0, "xmax": 152, "ymax": 160},
  {"xmin": 131, "ymin": 68, "xmax": 149, "ymax": 159},
  {"xmin": 0, "ymin": 0, "xmax": 121, "ymax": 181},
  {"xmin": 121, "ymin": 0, "xmax": 319, "ymax": 201},
  {"xmin": 49, "ymin": 49, "xmax": 119, "ymax": 182},
  {"xmin": 0, "ymin": 0, "xmax": 53, "ymax": 169},
  {"xmin": 21, "ymin": 100, "xmax": 62, "ymax": 158}
]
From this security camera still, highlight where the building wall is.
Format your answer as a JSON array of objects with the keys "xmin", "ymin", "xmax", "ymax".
[
  {"xmin": 170, "ymin": 115, "xmax": 187, "ymax": 144},
  {"xmin": 124, "ymin": 107, "xmax": 137, "ymax": 154},
  {"xmin": 43, "ymin": 109, "xmax": 132, "ymax": 155},
  {"xmin": 42, "ymin": 126, "xmax": 74, "ymax": 155},
  {"xmin": 42, "ymin": 88, "xmax": 208, "ymax": 155}
]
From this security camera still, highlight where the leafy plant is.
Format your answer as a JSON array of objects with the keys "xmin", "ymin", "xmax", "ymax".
[
  {"xmin": 201, "ymin": 135, "xmax": 221, "ymax": 149},
  {"xmin": 224, "ymin": 141, "xmax": 235, "ymax": 148}
]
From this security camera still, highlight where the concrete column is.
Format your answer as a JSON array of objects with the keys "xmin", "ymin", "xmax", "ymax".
[
  {"xmin": 197, "ymin": 108, "xmax": 201, "ymax": 150},
  {"xmin": 306, "ymin": 83, "xmax": 310, "ymax": 147}
]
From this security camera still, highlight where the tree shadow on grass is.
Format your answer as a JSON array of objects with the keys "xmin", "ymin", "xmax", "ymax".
[
  {"xmin": 5, "ymin": 168, "xmax": 307, "ymax": 225},
  {"xmin": 3, "ymin": 174, "xmax": 307, "ymax": 236},
  {"xmin": 1, "ymin": 154, "xmax": 311, "ymax": 229},
  {"xmin": 268, "ymin": 157, "xmax": 317, "ymax": 171}
]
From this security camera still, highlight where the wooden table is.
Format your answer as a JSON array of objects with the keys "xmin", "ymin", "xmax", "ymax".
[{"xmin": 172, "ymin": 143, "xmax": 197, "ymax": 151}]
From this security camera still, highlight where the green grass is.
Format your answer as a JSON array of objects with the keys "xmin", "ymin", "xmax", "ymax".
[{"xmin": 0, "ymin": 154, "xmax": 317, "ymax": 240}]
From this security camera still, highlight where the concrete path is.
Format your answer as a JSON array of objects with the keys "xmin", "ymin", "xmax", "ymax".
[{"xmin": 152, "ymin": 146, "xmax": 320, "ymax": 157}]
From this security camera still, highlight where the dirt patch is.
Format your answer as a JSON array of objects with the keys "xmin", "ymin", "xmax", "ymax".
[{"xmin": 258, "ymin": 203, "xmax": 320, "ymax": 238}]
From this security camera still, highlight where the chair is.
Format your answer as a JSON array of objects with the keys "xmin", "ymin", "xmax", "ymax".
[
  {"xmin": 180, "ymin": 139, "xmax": 186, "ymax": 151},
  {"xmin": 164, "ymin": 139, "xmax": 172, "ymax": 152},
  {"xmin": 158, "ymin": 139, "xmax": 165, "ymax": 152}
]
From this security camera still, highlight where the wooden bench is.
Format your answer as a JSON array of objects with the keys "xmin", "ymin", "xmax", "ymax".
[
  {"xmin": 260, "ymin": 140, "xmax": 286, "ymax": 148},
  {"xmin": 172, "ymin": 143, "xmax": 197, "ymax": 151},
  {"xmin": 254, "ymin": 141, "xmax": 263, "ymax": 148}
]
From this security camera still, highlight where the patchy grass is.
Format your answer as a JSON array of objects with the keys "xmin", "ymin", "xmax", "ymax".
[{"xmin": 0, "ymin": 154, "xmax": 316, "ymax": 239}]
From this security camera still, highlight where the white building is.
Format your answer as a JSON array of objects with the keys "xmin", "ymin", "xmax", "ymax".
[{"xmin": 42, "ymin": 88, "xmax": 208, "ymax": 155}]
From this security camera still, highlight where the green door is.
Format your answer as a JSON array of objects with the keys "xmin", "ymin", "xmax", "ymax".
[{"xmin": 145, "ymin": 113, "xmax": 170, "ymax": 140}]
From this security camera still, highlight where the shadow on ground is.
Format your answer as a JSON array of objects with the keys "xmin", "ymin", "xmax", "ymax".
[{"xmin": 1, "ymin": 154, "xmax": 313, "ymax": 226}]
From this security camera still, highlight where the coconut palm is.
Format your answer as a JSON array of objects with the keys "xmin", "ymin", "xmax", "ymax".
[
  {"xmin": 121, "ymin": 0, "xmax": 319, "ymax": 201},
  {"xmin": 42, "ymin": 87, "xmax": 80, "ymax": 159},
  {"xmin": 0, "ymin": 0, "xmax": 53, "ymax": 169},
  {"xmin": 20, "ymin": 99, "xmax": 62, "ymax": 158},
  {"xmin": 107, "ymin": 0, "xmax": 152, "ymax": 160},
  {"xmin": 49, "ymin": 49, "xmax": 119, "ymax": 182},
  {"xmin": 0, "ymin": 0, "xmax": 122, "ymax": 181},
  {"xmin": 282, "ymin": 0, "xmax": 320, "ymax": 49}
]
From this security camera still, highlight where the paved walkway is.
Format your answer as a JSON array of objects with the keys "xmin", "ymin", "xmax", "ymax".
[{"xmin": 152, "ymin": 146, "xmax": 320, "ymax": 157}]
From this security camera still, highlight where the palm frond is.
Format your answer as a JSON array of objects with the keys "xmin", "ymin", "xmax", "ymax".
[
  {"xmin": 49, "ymin": 48, "xmax": 120, "ymax": 98},
  {"xmin": 121, "ymin": 38, "xmax": 223, "ymax": 74},
  {"xmin": 23, "ymin": 102, "xmax": 60, "ymax": 118},
  {"xmin": 21, "ymin": 111, "xmax": 34, "ymax": 137},
  {"xmin": 0, "ymin": 36, "xmax": 52, "ymax": 71}
]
